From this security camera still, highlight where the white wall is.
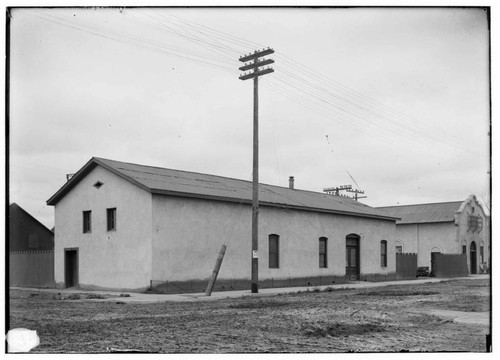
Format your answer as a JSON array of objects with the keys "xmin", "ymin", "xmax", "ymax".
[
  {"xmin": 151, "ymin": 195, "xmax": 396, "ymax": 282},
  {"xmin": 455, "ymin": 196, "xmax": 490, "ymax": 273},
  {"xmin": 53, "ymin": 166, "xmax": 153, "ymax": 290},
  {"xmin": 395, "ymin": 222, "xmax": 455, "ymax": 267},
  {"xmin": 394, "ymin": 196, "xmax": 491, "ymax": 272}
]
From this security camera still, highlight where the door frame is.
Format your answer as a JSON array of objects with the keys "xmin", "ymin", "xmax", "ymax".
[
  {"xmin": 346, "ymin": 234, "xmax": 360, "ymax": 281},
  {"xmin": 64, "ymin": 247, "xmax": 79, "ymax": 288},
  {"xmin": 470, "ymin": 241, "xmax": 477, "ymax": 274}
]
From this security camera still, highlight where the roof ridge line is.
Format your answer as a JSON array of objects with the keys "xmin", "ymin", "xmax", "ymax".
[
  {"xmin": 48, "ymin": 157, "xmax": 396, "ymax": 220},
  {"xmin": 377, "ymin": 200, "xmax": 464, "ymax": 208},
  {"xmin": 95, "ymin": 157, "xmax": 351, "ymax": 198}
]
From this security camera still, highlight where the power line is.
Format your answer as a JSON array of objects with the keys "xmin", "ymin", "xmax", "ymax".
[
  {"xmin": 31, "ymin": 10, "xmax": 238, "ymax": 73},
  {"xmin": 28, "ymin": 9, "xmax": 485, "ymax": 168},
  {"xmin": 275, "ymin": 53, "xmax": 480, "ymax": 150}
]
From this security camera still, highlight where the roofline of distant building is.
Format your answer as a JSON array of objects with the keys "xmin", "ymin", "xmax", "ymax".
[
  {"xmin": 9, "ymin": 203, "xmax": 54, "ymax": 234},
  {"xmin": 395, "ymin": 219, "xmax": 455, "ymax": 225},
  {"xmin": 377, "ymin": 200, "xmax": 464, "ymax": 209}
]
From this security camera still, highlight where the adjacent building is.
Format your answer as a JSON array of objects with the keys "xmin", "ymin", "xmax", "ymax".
[
  {"xmin": 378, "ymin": 195, "xmax": 490, "ymax": 274},
  {"xmin": 47, "ymin": 157, "xmax": 399, "ymax": 292},
  {"xmin": 9, "ymin": 203, "xmax": 54, "ymax": 252},
  {"xmin": 9, "ymin": 203, "xmax": 55, "ymax": 287}
]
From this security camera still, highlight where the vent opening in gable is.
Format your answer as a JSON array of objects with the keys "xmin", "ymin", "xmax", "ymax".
[{"xmin": 93, "ymin": 181, "xmax": 104, "ymax": 189}]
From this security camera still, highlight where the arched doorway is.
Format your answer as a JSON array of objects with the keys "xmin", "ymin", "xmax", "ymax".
[
  {"xmin": 346, "ymin": 234, "xmax": 360, "ymax": 281},
  {"xmin": 430, "ymin": 247, "xmax": 441, "ymax": 276},
  {"xmin": 470, "ymin": 241, "xmax": 477, "ymax": 274}
]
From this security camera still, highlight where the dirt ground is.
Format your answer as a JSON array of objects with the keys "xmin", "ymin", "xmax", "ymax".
[{"xmin": 8, "ymin": 278, "xmax": 490, "ymax": 353}]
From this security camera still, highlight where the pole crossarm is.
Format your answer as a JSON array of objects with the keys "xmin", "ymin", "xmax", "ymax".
[
  {"xmin": 239, "ymin": 68, "xmax": 275, "ymax": 81},
  {"xmin": 239, "ymin": 58, "xmax": 275, "ymax": 72},
  {"xmin": 239, "ymin": 48, "xmax": 275, "ymax": 62},
  {"xmin": 323, "ymin": 185, "xmax": 352, "ymax": 193},
  {"xmin": 345, "ymin": 189, "xmax": 365, "ymax": 194},
  {"xmin": 323, "ymin": 185, "xmax": 367, "ymax": 201}
]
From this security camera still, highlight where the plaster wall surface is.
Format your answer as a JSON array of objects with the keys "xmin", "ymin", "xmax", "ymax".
[
  {"xmin": 455, "ymin": 197, "xmax": 489, "ymax": 272},
  {"xmin": 417, "ymin": 222, "xmax": 457, "ymax": 267},
  {"xmin": 396, "ymin": 195, "xmax": 491, "ymax": 272},
  {"xmin": 152, "ymin": 195, "xmax": 396, "ymax": 283},
  {"xmin": 395, "ymin": 223, "xmax": 455, "ymax": 267},
  {"xmin": 53, "ymin": 166, "xmax": 153, "ymax": 290},
  {"xmin": 394, "ymin": 224, "xmax": 419, "ymax": 255},
  {"xmin": 395, "ymin": 196, "xmax": 490, "ymax": 272}
]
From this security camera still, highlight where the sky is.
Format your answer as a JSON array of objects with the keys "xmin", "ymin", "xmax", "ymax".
[{"xmin": 7, "ymin": 5, "xmax": 492, "ymax": 229}]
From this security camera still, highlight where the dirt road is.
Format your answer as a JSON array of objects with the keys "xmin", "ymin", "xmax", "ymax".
[{"xmin": 8, "ymin": 278, "xmax": 490, "ymax": 353}]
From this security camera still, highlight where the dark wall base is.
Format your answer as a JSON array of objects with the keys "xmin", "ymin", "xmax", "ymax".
[
  {"xmin": 148, "ymin": 273, "xmax": 398, "ymax": 294},
  {"xmin": 359, "ymin": 272, "xmax": 397, "ymax": 282}
]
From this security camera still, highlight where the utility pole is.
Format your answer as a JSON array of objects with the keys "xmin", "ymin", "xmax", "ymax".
[
  {"xmin": 345, "ymin": 188, "xmax": 367, "ymax": 201},
  {"xmin": 323, "ymin": 185, "xmax": 367, "ymax": 201},
  {"xmin": 239, "ymin": 48, "xmax": 275, "ymax": 293},
  {"xmin": 323, "ymin": 185, "xmax": 352, "ymax": 196}
]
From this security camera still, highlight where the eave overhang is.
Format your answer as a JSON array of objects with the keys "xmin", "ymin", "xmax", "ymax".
[
  {"xmin": 150, "ymin": 189, "xmax": 400, "ymax": 222},
  {"xmin": 47, "ymin": 157, "xmax": 399, "ymax": 222}
]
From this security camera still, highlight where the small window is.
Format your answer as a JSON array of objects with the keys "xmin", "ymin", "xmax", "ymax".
[
  {"xmin": 83, "ymin": 210, "xmax": 92, "ymax": 233},
  {"xmin": 380, "ymin": 240, "xmax": 387, "ymax": 267},
  {"xmin": 269, "ymin": 234, "xmax": 279, "ymax": 269},
  {"xmin": 395, "ymin": 246, "xmax": 403, "ymax": 254},
  {"xmin": 480, "ymin": 246, "xmax": 484, "ymax": 263},
  {"xmin": 107, "ymin": 208, "xmax": 117, "ymax": 231},
  {"xmin": 319, "ymin": 237, "xmax": 327, "ymax": 268},
  {"xmin": 462, "ymin": 245, "xmax": 467, "ymax": 254},
  {"xmin": 28, "ymin": 234, "xmax": 38, "ymax": 249},
  {"xmin": 93, "ymin": 181, "xmax": 104, "ymax": 189}
]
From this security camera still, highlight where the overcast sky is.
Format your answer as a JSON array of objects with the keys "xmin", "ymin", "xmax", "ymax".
[{"xmin": 8, "ymin": 6, "xmax": 491, "ymax": 229}]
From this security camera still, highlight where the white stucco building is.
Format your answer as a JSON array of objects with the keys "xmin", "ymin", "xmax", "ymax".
[
  {"xmin": 378, "ymin": 195, "xmax": 490, "ymax": 274},
  {"xmin": 47, "ymin": 157, "xmax": 399, "ymax": 292}
]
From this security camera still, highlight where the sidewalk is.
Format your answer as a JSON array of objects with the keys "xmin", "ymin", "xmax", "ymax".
[
  {"xmin": 424, "ymin": 309, "xmax": 490, "ymax": 326},
  {"xmin": 11, "ymin": 274, "xmax": 489, "ymax": 304}
]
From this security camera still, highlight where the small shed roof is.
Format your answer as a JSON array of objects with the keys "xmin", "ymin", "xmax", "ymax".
[
  {"xmin": 377, "ymin": 201, "xmax": 464, "ymax": 224},
  {"xmin": 47, "ymin": 157, "xmax": 398, "ymax": 221}
]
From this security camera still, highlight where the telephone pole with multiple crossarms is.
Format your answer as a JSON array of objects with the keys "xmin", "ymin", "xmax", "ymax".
[{"xmin": 239, "ymin": 48, "xmax": 275, "ymax": 293}]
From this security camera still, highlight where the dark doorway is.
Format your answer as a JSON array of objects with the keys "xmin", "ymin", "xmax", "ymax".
[
  {"xmin": 65, "ymin": 248, "xmax": 78, "ymax": 288},
  {"xmin": 470, "ymin": 241, "xmax": 477, "ymax": 274},
  {"xmin": 346, "ymin": 234, "xmax": 360, "ymax": 281},
  {"xmin": 430, "ymin": 251, "xmax": 441, "ymax": 276}
]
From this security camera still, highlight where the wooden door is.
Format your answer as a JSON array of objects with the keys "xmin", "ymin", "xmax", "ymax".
[
  {"xmin": 346, "ymin": 235, "xmax": 360, "ymax": 281},
  {"xmin": 470, "ymin": 241, "xmax": 477, "ymax": 274}
]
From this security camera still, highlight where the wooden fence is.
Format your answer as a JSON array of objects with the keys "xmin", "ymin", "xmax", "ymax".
[
  {"xmin": 396, "ymin": 253, "xmax": 418, "ymax": 280},
  {"xmin": 9, "ymin": 250, "xmax": 55, "ymax": 288},
  {"xmin": 432, "ymin": 253, "xmax": 468, "ymax": 278}
]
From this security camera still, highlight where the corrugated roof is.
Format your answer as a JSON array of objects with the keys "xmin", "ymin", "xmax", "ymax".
[
  {"xmin": 47, "ymin": 157, "xmax": 398, "ymax": 221},
  {"xmin": 377, "ymin": 201, "xmax": 463, "ymax": 224}
]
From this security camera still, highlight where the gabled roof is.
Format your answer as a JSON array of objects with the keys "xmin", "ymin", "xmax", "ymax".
[
  {"xmin": 377, "ymin": 201, "xmax": 464, "ymax": 224},
  {"xmin": 9, "ymin": 203, "xmax": 54, "ymax": 234},
  {"xmin": 47, "ymin": 157, "xmax": 398, "ymax": 221}
]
